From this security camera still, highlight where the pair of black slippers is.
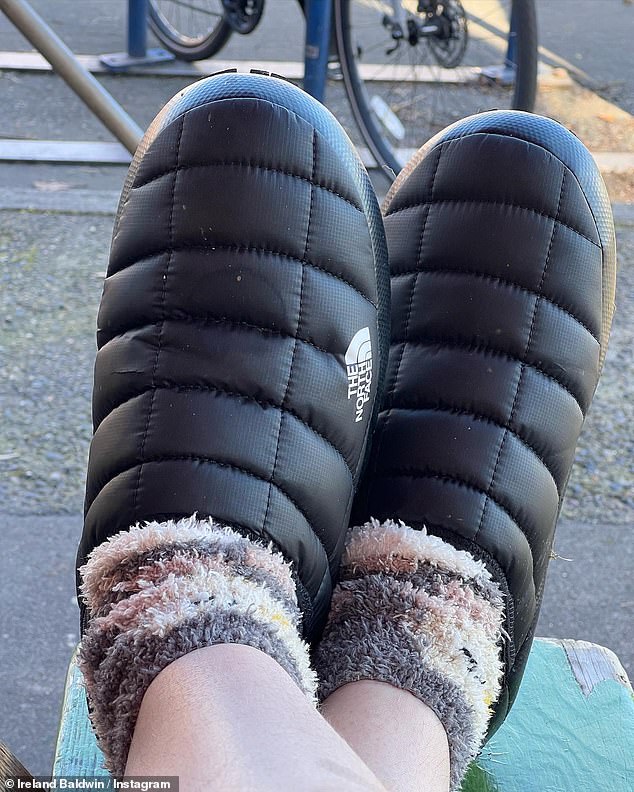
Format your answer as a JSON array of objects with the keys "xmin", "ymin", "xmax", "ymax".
[{"xmin": 77, "ymin": 71, "xmax": 616, "ymax": 782}]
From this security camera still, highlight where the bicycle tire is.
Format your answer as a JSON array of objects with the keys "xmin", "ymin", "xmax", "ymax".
[
  {"xmin": 148, "ymin": 0, "xmax": 233, "ymax": 61},
  {"xmin": 335, "ymin": 0, "xmax": 538, "ymax": 178}
]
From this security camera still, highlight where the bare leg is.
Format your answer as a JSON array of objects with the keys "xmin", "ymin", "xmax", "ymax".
[
  {"xmin": 126, "ymin": 644, "xmax": 387, "ymax": 792},
  {"xmin": 321, "ymin": 681, "xmax": 450, "ymax": 792},
  {"xmin": 315, "ymin": 522, "xmax": 505, "ymax": 792}
]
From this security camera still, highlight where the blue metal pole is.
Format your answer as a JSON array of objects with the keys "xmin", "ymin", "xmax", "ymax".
[
  {"xmin": 506, "ymin": 0, "xmax": 518, "ymax": 67},
  {"xmin": 303, "ymin": 0, "xmax": 331, "ymax": 101},
  {"xmin": 128, "ymin": 0, "xmax": 148, "ymax": 58}
]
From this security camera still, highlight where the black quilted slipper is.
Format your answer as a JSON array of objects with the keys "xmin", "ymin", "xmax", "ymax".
[
  {"xmin": 316, "ymin": 111, "xmax": 616, "ymax": 789},
  {"xmin": 75, "ymin": 71, "xmax": 389, "ymax": 775}
]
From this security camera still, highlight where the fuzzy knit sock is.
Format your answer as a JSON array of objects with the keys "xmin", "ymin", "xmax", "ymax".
[
  {"xmin": 315, "ymin": 519, "xmax": 505, "ymax": 792},
  {"xmin": 78, "ymin": 516, "xmax": 317, "ymax": 776}
]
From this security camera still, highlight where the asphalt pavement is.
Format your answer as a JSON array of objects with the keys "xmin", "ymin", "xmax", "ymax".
[{"xmin": 0, "ymin": 0, "xmax": 633, "ymax": 779}]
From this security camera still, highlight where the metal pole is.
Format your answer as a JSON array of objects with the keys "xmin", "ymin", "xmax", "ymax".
[
  {"xmin": 0, "ymin": 0, "xmax": 144, "ymax": 154},
  {"xmin": 304, "ymin": 0, "xmax": 331, "ymax": 102},
  {"xmin": 127, "ymin": 0, "xmax": 148, "ymax": 58},
  {"xmin": 506, "ymin": 0, "xmax": 518, "ymax": 67}
]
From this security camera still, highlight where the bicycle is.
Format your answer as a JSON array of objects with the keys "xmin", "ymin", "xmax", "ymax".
[{"xmin": 148, "ymin": 0, "xmax": 538, "ymax": 178}]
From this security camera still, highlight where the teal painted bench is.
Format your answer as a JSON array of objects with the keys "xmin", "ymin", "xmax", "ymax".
[{"xmin": 53, "ymin": 638, "xmax": 634, "ymax": 791}]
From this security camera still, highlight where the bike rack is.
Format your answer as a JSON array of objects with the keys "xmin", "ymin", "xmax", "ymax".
[
  {"xmin": 480, "ymin": 1, "xmax": 520, "ymax": 85},
  {"xmin": 100, "ymin": 0, "xmax": 174, "ymax": 71},
  {"xmin": 0, "ymin": 0, "xmax": 143, "ymax": 154},
  {"xmin": 0, "ymin": 0, "xmax": 334, "ymax": 164},
  {"xmin": 0, "ymin": 0, "xmax": 538, "ymax": 167}
]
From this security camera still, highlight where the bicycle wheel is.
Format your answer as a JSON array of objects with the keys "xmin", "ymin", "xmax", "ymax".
[
  {"xmin": 148, "ymin": 0, "xmax": 233, "ymax": 61},
  {"xmin": 335, "ymin": 0, "xmax": 538, "ymax": 177}
]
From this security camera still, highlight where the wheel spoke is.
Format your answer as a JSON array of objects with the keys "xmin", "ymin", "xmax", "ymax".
[
  {"xmin": 149, "ymin": 0, "xmax": 231, "ymax": 56},
  {"xmin": 157, "ymin": 0, "xmax": 222, "ymax": 17}
]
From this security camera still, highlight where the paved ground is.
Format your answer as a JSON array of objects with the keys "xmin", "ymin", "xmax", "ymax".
[{"xmin": 0, "ymin": 0, "xmax": 632, "ymax": 778}]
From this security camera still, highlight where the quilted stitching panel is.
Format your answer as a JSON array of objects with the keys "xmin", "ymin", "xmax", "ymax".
[
  {"xmin": 356, "ymin": 112, "xmax": 615, "ymax": 724},
  {"xmin": 81, "ymin": 76, "xmax": 389, "ymax": 641}
]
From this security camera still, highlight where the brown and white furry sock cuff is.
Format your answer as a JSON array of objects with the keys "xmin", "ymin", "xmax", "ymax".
[
  {"xmin": 78, "ymin": 516, "xmax": 317, "ymax": 776},
  {"xmin": 315, "ymin": 519, "xmax": 504, "ymax": 792}
]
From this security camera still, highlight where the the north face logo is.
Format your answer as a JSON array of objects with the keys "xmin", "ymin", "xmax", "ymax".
[{"xmin": 345, "ymin": 327, "xmax": 373, "ymax": 423}]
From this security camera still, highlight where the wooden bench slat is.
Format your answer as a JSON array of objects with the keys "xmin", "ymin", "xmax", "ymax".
[
  {"xmin": 53, "ymin": 650, "xmax": 108, "ymax": 776},
  {"xmin": 464, "ymin": 638, "xmax": 634, "ymax": 791}
]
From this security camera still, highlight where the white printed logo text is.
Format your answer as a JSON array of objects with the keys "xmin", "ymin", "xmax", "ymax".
[{"xmin": 345, "ymin": 327, "xmax": 373, "ymax": 423}]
